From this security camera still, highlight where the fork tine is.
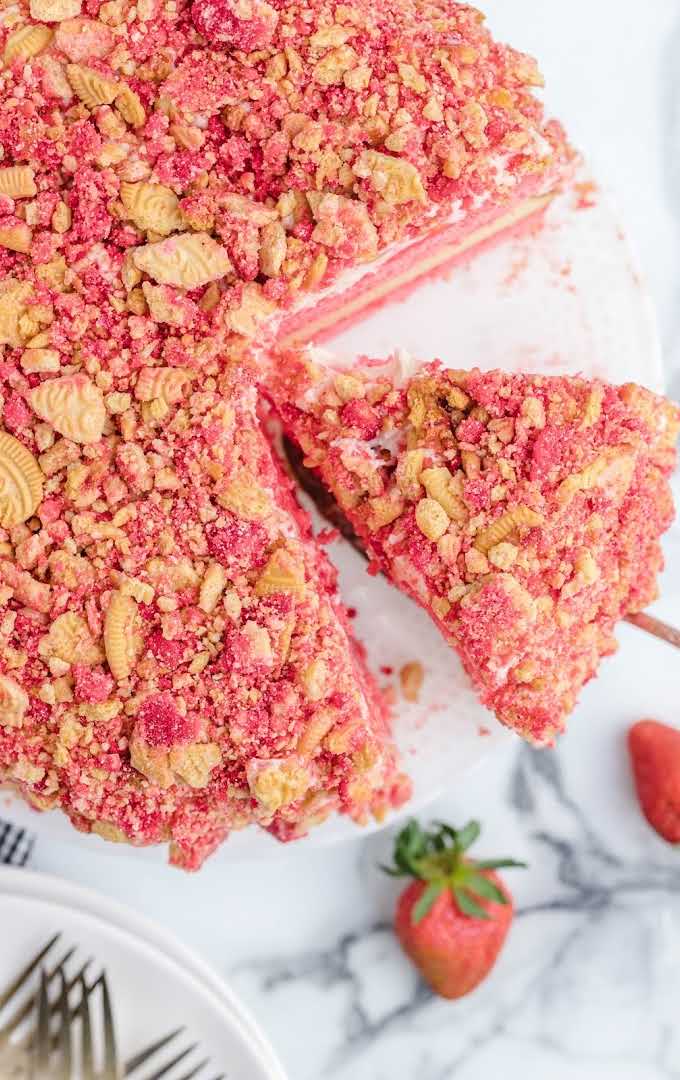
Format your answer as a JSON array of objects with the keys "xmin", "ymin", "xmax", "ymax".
[
  {"xmin": 0, "ymin": 819, "xmax": 35, "ymax": 866},
  {"xmin": 0, "ymin": 934, "xmax": 60, "ymax": 1012},
  {"xmin": 21, "ymin": 955, "xmax": 93, "ymax": 1054},
  {"xmin": 99, "ymin": 971, "xmax": 120, "ymax": 1080},
  {"xmin": 48, "ymin": 960, "xmax": 95, "ymax": 1056},
  {"xmin": 17, "ymin": 830, "xmax": 35, "ymax": 865},
  {"xmin": 3, "ymin": 825, "xmax": 32, "ymax": 866},
  {"xmin": 142, "ymin": 1042, "xmax": 198, "ymax": 1080},
  {"xmin": 0, "ymin": 946, "xmax": 76, "ymax": 1043},
  {"xmin": 33, "ymin": 969, "xmax": 52, "ymax": 1072},
  {"xmin": 175, "ymin": 1058, "xmax": 210, "ymax": 1080},
  {"xmin": 56, "ymin": 969, "xmax": 72, "ymax": 1080},
  {"xmin": 79, "ymin": 974, "xmax": 97, "ymax": 1080},
  {"xmin": 125, "ymin": 1027, "xmax": 184, "ymax": 1075}
]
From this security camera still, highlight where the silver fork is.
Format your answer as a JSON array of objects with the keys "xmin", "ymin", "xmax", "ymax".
[
  {"xmin": 0, "ymin": 819, "xmax": 35, "ymax": 866},
  {"xmin": 36, "ymin": 971, "xmax": 223, "ymax": 1080},
  {"xmin": 0, "ymin": 936, "xmax": 222, "ymax": 1079}
]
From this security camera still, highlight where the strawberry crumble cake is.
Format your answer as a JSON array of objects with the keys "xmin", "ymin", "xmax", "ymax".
[
  {"xmin": 0, "ymin": 0, "xmax": 638, "ymax": 864},
  {"xmin": 0, "ymin": 357, "xmax": 408, "ymax": 867},
  {"xmin": 266, "ymin": 351, "xmax": 680, "ymax": 744}
]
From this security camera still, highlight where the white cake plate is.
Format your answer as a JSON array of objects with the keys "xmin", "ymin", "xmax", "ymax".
[{"xmin": 2, "ymin": 170, "xmax": 664, "ymax": 861}]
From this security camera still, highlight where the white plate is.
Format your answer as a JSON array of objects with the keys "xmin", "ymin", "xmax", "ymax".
[
  {"xmin": 2, "ymin": 169, "xmax": 663, "ymax": 861},
  {"xmin": 0, "ymin": 868, "xmax": 287, "ymax": 1079}
]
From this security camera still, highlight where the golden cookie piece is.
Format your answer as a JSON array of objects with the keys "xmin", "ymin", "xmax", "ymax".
[
  {"xmin": 135, "ymin": 366, "xmax": 192, "ymax": 404},
  {"xmin": 30, "ymin": 0, "xmax": 81, "ymax": 20},
  {"xmin": 0, "ymin": 675, "xmax": 29, "ymax": 729},
  {"xmin": 353, "ymin": 150, "xmax": 426, "ymax": 205},
  {"xmin": 0, "ymin": 281, "xmax": 33, "ymax": 347},
  {"xmin": 115, "ymin": 85, "xmax": 146, "ymax": 127},
  {"xmin": 0, "ymin": 166, "xmax": 37, "ymax": 199},
  {"xmin": 3, "ymin": 25, "xmax": 53, "ymax": 65},
  {"xmin": 0, "ymin": 432, "xmax": 44, "ymax": 528},
  {"xmin": 104, "ymin": 591, "xmax": 142, "ymax": 681},
  {"xmin": 132, "ymin": 233, "xmax": 232, "ymax": 288},
  {"xmin": 66, "ymin": 63, "xmax": 119, "ymax": 108},
  {"xmin": 40, "ymin": 612, "xmax": 104, "ymax": 666},
  {"xmin": 119, "ymin": 181, "xmax": 183, "ymax": 235},
  {"xmin": 30, "ymin": 373, "xmax": 106, "ymax": 444}
]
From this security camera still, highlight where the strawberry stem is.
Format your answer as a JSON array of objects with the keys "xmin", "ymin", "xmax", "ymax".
[{"xmin": 383, "ymin": 819, "xmax": 527, "ymax": 925}]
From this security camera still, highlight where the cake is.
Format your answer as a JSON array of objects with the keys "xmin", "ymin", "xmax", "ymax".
[
  {"xmin": 0, "ymin": 0, "xmax": 573, "ymax": 366},
  {"xmin": 0, "ymin": 357, "xmax": 408, "ymax": 868},
  {"xmin": 0, "ymin": 0, "xmax": 631, "ymax": 864},
  {"xmin": 265, "ymin": 350, "xmax": 680, "ymax": 744}
]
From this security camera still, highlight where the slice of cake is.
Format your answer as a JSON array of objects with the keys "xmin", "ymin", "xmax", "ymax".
[
  {"xmin": 0, "ymin": 0, "xmax": 572, "ymax": 363},
  {"xmin": 0, "ymin": 358, "xmax": 408, "ymax": 869},
  {"xmin": 266, "ymin": 351, "xmax": 680, "ymax": 744}
]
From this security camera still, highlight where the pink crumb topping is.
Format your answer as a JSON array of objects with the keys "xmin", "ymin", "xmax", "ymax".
[
  {"xmin": 266, "ymin": 352, "xmax": 680, "ymax": 745},
  {"xmin": 191, "ymin": 0, "xmax": 278, "ymax": 49}
]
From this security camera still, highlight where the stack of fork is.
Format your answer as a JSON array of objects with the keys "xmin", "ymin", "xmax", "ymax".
[
  {"xmin": 0, "ymin": 935, "xmax": 223, "ymax": 1080},
  {"xmin": 0, "ymin": 820, "xmax": 34, "ymax": 868}
]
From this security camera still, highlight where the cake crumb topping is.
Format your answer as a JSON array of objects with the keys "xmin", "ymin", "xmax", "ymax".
[{"xmin": 0, "ymin": 0, "xmax": 571, "ymax": 368}]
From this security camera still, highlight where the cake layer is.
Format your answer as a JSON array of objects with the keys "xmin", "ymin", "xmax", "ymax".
[
  {"xmin": 277, "ymin": 192, "xmax": 553, "ymax": 346},
  {"xmin": 0, "ymin": 358, "xmax": 408, "ymax": 869},
  {"xmin": 0, "ymin": 0, "xmax": 573, "ymax": 364},
  {"xmin": 266, "ymin": 352, "xmax": 680, "ymax": 745}
]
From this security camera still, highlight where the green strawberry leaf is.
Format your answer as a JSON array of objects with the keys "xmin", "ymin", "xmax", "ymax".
[
  {"xmin": 474, "ymin": 859, "xmax": 527, "ymax": 871},
  {"xmin": 412, "ymin": 881, "xmax": 445, "ymax": 924},
  {"xmin": 455, "ymin": 821, "xmax": 481, "ymax": 852},
  {"xmin": 434, "ymin": 823, "xmax": 459, "ymax": 843},
  {"xmin": 384, "ymin": 820, "xmax": 431, "ymax": 878},
  {"xmin": 431, "ymin": 832, "xmax": 447, "ymax": 852},
  {"xmin": 382, "ymin": 818, "xmax": 525, "ymax": 887},
  {"xmin": 393, "ymin": 850, "xmax": 416, "ymax": 876},
  {"xmin": 402, "ymin": 820, "xmax": 428, "ymax": 858},
  {"xmin": 465, "ymin": 871, "xmax": 508, "ymax": 906},
  {"xmin": 453, "ymin": 886, "xmax": 490, "ymax": 920}
]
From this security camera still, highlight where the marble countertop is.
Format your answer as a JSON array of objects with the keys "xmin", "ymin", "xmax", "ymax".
[{"xmin": 23, "ymin": 2, "xmax": 680, "ymax": 1078}]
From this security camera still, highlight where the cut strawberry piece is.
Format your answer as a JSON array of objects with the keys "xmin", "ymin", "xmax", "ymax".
[{"xmin": 267, "ymin": 352, "xmax": 680, "ymax": 744}]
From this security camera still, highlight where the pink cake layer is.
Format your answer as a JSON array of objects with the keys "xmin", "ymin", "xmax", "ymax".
[{"xmin": 277, "ymin": 184, "xmax": 553, "ymax": 346}]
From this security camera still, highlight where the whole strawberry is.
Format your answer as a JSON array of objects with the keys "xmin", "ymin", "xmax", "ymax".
[
  {"xmin": 384, "ymin": 820, "xmax": 525, "ymax": 999},
  {"xmin": 628, "ymin": 719, "xmax": 680, "ymax": 842}
]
